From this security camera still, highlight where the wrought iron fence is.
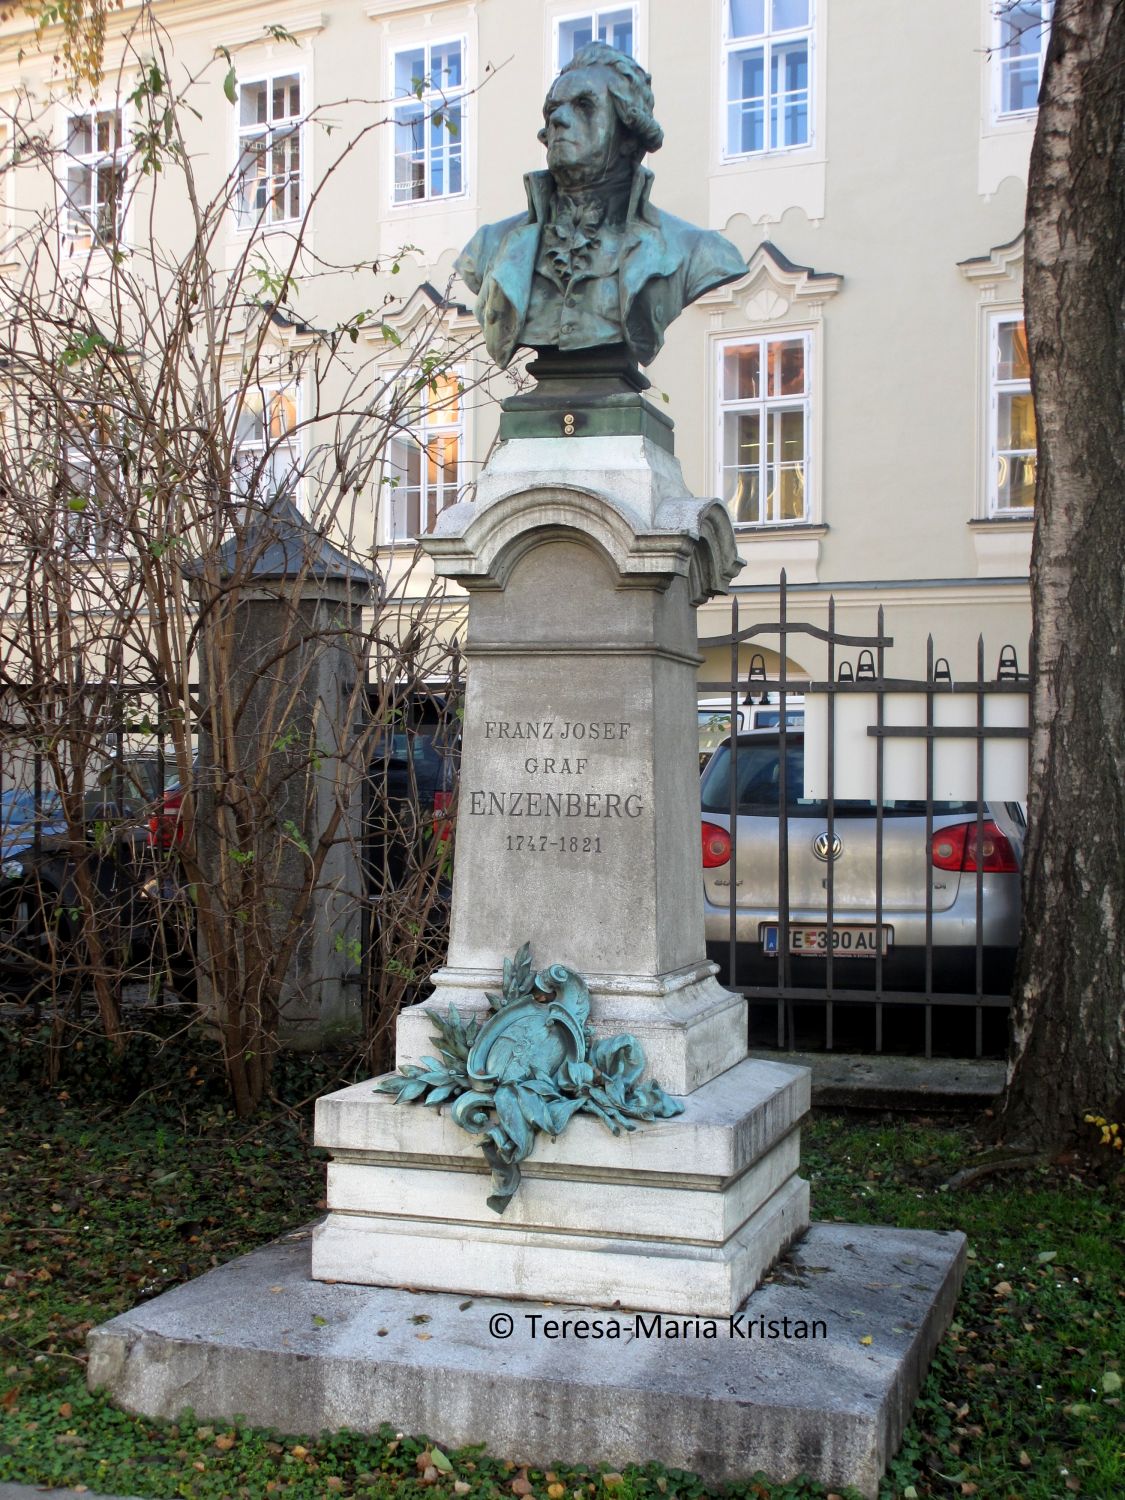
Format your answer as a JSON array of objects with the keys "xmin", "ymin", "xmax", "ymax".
[{"xmin": 698, "ymin": 572, "xmax": 1031, "ymax": 1059}]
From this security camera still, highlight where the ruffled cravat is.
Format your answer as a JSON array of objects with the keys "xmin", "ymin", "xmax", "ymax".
[{"xmin": 543, "ymin": 194, "xmax": 607, "ymax": 282}]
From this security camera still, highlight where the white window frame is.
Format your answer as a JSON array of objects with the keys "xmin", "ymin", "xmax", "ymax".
[
  {"xmin": 715, "ymin": 330, "xmax": 812, "ymax": 528},
  {"xmin": 234, "ymin": 69, "xmax": 306, "ymax": 232},
  {"xmin": 991, "ymin": 1, "xmax": 1054, "ymax": 122},
  {"xmin": 720, "ymin": 0, "xmax": 814, "ymax": 162},
  {"xmin": 553, "ymin": 5, "xmax": 639, "ymax": 70},
  {"xmin": 60, "ymin": 102, "xmax": 128, "ymax": 257},
  {"xmin": 381, "ymin": 366, "xmax": 465, "ymax": 544},
  {"xmin": 987, "ymin": 311, "xmax": 1036, "ymax": 516},
  {"xmin": 229, "ymin": 381, "xmax": 303, "ymax": 508},
  {"xmin": 389, "ymin": 35, "xmax": 469, "ymax": 208}
]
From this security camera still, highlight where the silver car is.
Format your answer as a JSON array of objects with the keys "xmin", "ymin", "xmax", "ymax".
[{"xmin": 700, "ymin": 731, "xmax": 1024, "ymax": 994}]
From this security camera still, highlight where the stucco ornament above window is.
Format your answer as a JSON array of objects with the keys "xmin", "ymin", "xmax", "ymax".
[{"xmin": 455, "ymin": 42, "xmax": 746, "ymax": 369}]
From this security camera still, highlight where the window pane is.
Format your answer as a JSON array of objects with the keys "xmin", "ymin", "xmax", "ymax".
[
  {"xmin": 241, "ymin": 81, "xmax": 268, "ymax": 128},
  {"xmin": 728, "ymin": 47, "xmax": 765, "ymax": 153},
  {"xmin": 768, "ymin": 338, "xmax": 805, "ymax": 396},
  {"xmin": 559, "ymin": 18, "xmax": 595, "ymax": 64},
  {"xmin": 771, "ymin": 0, "xmax": 809, "ymax": 30},
  {"xmin": 997, "ymin": 453, "xmax": 1037, "ymax": 511},
  {"xmin": 722, "ymin": 411, "xmax": 761, "ymax": 523},
  {"xmin": 771, "ymin": 40, "xmax": 809, "ymax": 147},
  {"xmin": 67, "ymin": 114, "xmax": 93, "ymax": 155},
  {"xmin": 723, "ymin": 344, "xmax": 761, "ymax": 401},
  {"xmin": 1002, "ymin": 56, "xmax": 1041, "ymax": 112},
  {"xmin": 997, "ymin": 321, "xmax": 1030, "ymax": 381},
  {"xmin": 394, "ymin": 104, "xmax": 426, "ymax": 201},
  {"xmin": 599, "ymin": 9, "xmax": 634, "ymax": 53},
  {"xmin": 67, "ymin": 162, "xmax": 92, "ymax": 211},
  {"xmin": 729, "ymin": 0, "xmax": 765, "ymax": 38},
  {"xmin": 431, "ymin": 39, "xmax": 462, "ymax": 90},
  {"xmin": 395, "ymin": 47, "xmax": 426, "ymax": 98},
  {"xmin": 999, "ymin": 391, "xmax": 1036, "ymax": 452},
  {"xmin": 1002, "ymin": 1, "xmax": 1046, "ymax": 56},
  {"xmin": 272, "ymin": 74, "xmax": 300, "ymax": 120},
  {"xmin": 428, "ymin": 371, "xmax": 461, "ymax": 421},
  {"xmin": 96, "ymin": 110, "xmax": 119, "ymax": 154}
]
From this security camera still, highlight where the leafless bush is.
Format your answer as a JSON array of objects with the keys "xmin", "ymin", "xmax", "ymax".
[{"xmin": 0, "ymin": 9, "xmax": 480, "ymax": 1109}]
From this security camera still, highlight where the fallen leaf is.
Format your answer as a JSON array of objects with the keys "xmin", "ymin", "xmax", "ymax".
[
  {"xmin": 416, "ymin": 1332, "xmax": 433, "ymax": 1341},
  {"xmin": 311, "ymin": 1315, "xmax": 328, "ymax": 1327},
  {"xmin": 1102, "ymin": 1370, "xmax": 1122, "ymax": 1394},
  {"xmin": 1019, "ymin": 1452, "xmax": 1031, "ymax": 1468},
  {"xmin": 1036, "ymin": 1250, "xmax": 1057, "ymax": 1264},
  {"xmin": 291, "ymin": 1445, "xmax": 308, "ymax": 1459},
  {"xmin": 859, "ymin": 1334, "xmax": 873, "ymax": 1346},
  {"xmin": 431, "ymin": 1447, "xmax": 453, "ymax": 1473},
  {"xmin": 960, "ymin": 1484, "xmax": 978, "ymax": 1496},
  {"xmin": 511, "ymin": 1474, "xmax": 534, "ymax": 1497},
  {"xmin": 57, "ymin": 1401, "xmax": 72, "ymax": 1417},
  {"xmin": 268, "ymin": 1285, "xmax": 285, "ymax": 1294},
  {"xmin": 214, "ymin": 1433, "xmax": 236, "ymax": 1451},
  {"xmin": 1065, "ymin": 1480, "xmax": 1081, "ymax": 1493},
  {"xmin": 459, "ymin": 1299, "xmax": 474, "ymax": 1310},
  {"xmin": 602, "ymin": 1476, "xmax": 624, "ymax": 1490},
  {"xmin": 548, "ymin": 1486, "xmax": 566, "ymax": 1499},
  {"xmin": 423, "ymin": 1466, "xmax": 440, "ymax": 1483},
  {"xmin": 325, "ymin": 1480, "xmax": 344, "ymax": 1492},
  {"xmin": 993, "ymin": 1281, "xmax": 1013, "ymax": 1296},
  {"xmin": 454, "ymin": 1483, "xmax": 472, "ymax": 1495},
  {"xmin": 411, "ymin": 1313, "xmax": 432, "ymax": 1325}
]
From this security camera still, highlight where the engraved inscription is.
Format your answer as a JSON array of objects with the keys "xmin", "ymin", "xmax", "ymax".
[{"xmin": 471, "ymin": 719, "xmax": 640, "ymax": 857}]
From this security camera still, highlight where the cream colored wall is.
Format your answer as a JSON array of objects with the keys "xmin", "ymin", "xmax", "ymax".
[{"xmin": 0, "ymin": 0, "xmax": 1035, "ymax": 671}]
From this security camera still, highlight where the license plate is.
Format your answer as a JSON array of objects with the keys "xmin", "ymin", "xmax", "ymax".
[{"xmin": 762, "ymin": 924, "xmax": 891, "ymax": 957}]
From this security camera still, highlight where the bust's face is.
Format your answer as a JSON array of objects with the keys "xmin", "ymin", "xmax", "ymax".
[{"xmin": 541, "ymin": 65, "xmax": 628, "ymax": 186}]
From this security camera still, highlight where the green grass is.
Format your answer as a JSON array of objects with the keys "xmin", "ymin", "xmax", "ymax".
[{"xmin": 0, "ymin": 1017, "xmax": 1122, "ymax": 1500}]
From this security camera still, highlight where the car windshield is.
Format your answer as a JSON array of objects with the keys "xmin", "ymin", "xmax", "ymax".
[{"xmin": 700, "ymin": 738, "xmax": 980, "ymax": 818}]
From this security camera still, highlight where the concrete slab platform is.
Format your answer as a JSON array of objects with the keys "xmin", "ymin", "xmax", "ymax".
[{"xmin": 87, "ymin": 1220, "xmax": 965, "ymax": 1499}]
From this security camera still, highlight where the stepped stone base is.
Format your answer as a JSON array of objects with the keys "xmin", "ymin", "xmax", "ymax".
[
  {"xmin": 313, "ymin": 1057, "xmax": 811, "ymax": 1316},
  {"xmin": 87, "ymin": 1222, "xmax": 966, "ymax": 1500}
]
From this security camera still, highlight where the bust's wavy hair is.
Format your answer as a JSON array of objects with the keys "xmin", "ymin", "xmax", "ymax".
[{"xmin": 540, "ymin": 41, "xmax": 664, "ymax": 156}]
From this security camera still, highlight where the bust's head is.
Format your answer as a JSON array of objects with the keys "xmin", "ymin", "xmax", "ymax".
[{"xmin": 538, "ymin": 42, "xmax": 663, "ymax": 190}]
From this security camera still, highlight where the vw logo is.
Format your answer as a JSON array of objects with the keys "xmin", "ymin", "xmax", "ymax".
[{"xmin": 813, "ymin": 831, "xmax": 843, "ymax": 862}]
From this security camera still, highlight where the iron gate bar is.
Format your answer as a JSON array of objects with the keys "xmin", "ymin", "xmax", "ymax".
[{"xmin": 696, "ymin": 572, "xmax": 1029, "ymax": 1060}]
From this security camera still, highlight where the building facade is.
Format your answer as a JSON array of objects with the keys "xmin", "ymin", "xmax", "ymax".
[{"xmin": 0, "ymin": 0, "xmax": 1046, "ymax": 684}]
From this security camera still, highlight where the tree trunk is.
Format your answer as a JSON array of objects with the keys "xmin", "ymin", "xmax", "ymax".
[{"xmin": 1000, "ymin": 0, "xmax": 1125, "ymax": 1148}]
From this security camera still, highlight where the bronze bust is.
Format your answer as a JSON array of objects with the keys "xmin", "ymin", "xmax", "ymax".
[{"xmin": 456, "ymin": 43, "xmax": 746, "ymax": 370}]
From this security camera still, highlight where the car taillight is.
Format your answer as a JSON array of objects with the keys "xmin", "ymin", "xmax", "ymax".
[
  {"xmin": 432, "ymin": 790, "xmax": 454, "ymax": 842},
  {"xmin": 148, "ymin": 789, "xmax": 185, "ymax": 850},
  {"xmin": 702, "ymin": 821, "xmax": 732, "ymax": 868},
  {"xmin": 931, "ymin": 820, "xmax": 1018, "ymax": 873}
]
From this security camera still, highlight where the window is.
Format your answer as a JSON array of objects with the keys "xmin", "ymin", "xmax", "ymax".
[
  {"xmin": 556, "ymin": 7, "xmax": 636, "ymax": 68},
  {"xmin": 62, "ymin": 107, "xmax": 125, "ymax": 253},
  {"xmin": 993, "ymin": 1, "xmax": 1053, "ymax": 119},
  {"xmin": 59, "ymin": 407, "xmax": 123, "ymax": 553},
  {"xmin": 232, "ymin": 385, "xmax": 301, "ymax": 503},
  {"xmin": 385, "ymin": 370, "xmax": 463, "ymax": 539},
  {"xmin": 236, "ymin": 73, "xmax": 303, "ymax": 228},
  {"xmin": 392, "ymin": 39, "xmax": 466, "ymax": 204},
  {"xmin": 718, "ymin": 333, "xmax": 809, "ymax": 526},
  {"xmin": 989, "ymin": 316, "xmax": 1036, "ymax": 513},
  {"xmin": 723, "ymin": 0, "xmax": 812, "ymax": 158}
]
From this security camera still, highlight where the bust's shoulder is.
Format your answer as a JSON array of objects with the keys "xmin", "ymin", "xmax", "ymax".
[{"xmin": 643, "ymin": 206, "xmax": 747, "ymax": 296}]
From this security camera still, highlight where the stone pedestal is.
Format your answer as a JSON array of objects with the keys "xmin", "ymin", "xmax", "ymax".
[
  {"xmin": 194, "ymin": 497, "xmax": 372, "ymax": 1043},
  {"xmin": 313, "ymin": 423, "xmax": 812, "ymax": 1312}
]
